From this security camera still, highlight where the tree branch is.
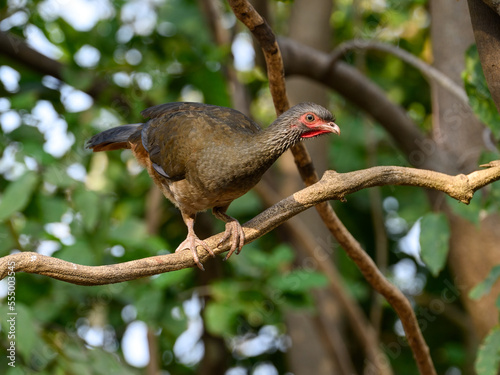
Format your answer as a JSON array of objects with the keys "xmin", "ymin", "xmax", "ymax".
[
  {"xmin": 328, "ymin": 39, "xmax": 469, "ymax": 105},
  {"xmin": 227, "ymin": 0, "xmax": 289, "ymax": 115},
  {"xmin": 0, "ymin": 31, "xmax": 63, "ymax": 79},
  {"xmin": 2, "ymin": 163, "xmax": 498, "ymax": 284}
]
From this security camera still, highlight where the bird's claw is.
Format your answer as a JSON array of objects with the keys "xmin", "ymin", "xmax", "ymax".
[
  {"xmin": 217, "ymin": 221, "xmax": 245, "ymax": 261},
  {"xmin": 175, "ymin": 235, "xmax": 215, "ymax": 271}
]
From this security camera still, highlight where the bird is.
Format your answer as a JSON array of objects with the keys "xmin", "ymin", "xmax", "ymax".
[{"xmin": 86, "ymin": 102, "xmax": 340, "ymax": 270}]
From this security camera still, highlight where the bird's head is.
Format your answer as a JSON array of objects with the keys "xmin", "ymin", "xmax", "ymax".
[{"xmin": 284, "ymin": 102, "xmax": 340, "ymax": 139}]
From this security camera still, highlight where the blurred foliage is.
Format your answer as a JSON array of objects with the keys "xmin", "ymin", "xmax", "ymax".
[
  {"xmin": 419, "ymin": 212, "xmax": 450, "ymax": 277},
  {"xmin": 0, "ymin": 0, "xmax": 498, "ymax": 374},
  {"xmin": 475, "ymin": 325, "xmax": 500, "ymax": 375},
  {"xmin": 470, "ymin": 265, "xmax": 500, "ymax": 301}
]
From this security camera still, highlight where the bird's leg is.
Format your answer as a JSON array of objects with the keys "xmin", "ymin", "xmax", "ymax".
[
  {"xmin": 212, "ymin": 206, "xmax": 245, "ymax": 260},
  {"xmin": 175, "ymin": 213, "xmax": 215, "ymax": 271}
]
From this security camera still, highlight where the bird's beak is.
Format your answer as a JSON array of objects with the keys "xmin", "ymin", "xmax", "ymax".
[{"xmin": 319, "ymin": 122, "xmax": 341, "ymax": 135}]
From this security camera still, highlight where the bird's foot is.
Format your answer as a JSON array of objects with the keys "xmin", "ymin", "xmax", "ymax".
[
  {"xmin": 175, "ymin": 234, "xmax": 215, "ymax": 271},
  {"xmin": 217, "ymin": 220, "xmax": 245, "ymax": 261}
]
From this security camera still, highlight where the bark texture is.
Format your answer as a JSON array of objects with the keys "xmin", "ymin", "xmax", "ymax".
[{"xmin": 468, "ymin": 0, "xmax": 500, "ymax": 115}]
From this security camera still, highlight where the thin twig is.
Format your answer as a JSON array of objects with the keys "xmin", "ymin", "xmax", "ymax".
[
  {"xmin": 227, "ymin": 0, "xmax": 289, "ymax": 115},
  {"xmin": 365, "ymin": 123, "xmax": 388, "ymax": 337},
  {"xmin": 351, "ymin": 26, "xmax": 389, "ymax": 338},
  {"xmin": 311, "ymin": 313, "xmax": 357, "ymax": 375}
]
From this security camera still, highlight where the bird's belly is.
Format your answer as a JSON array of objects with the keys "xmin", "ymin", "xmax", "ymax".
[{"xmin": 168, "ymin": 179, "xmax": 249, "ymax": 214}]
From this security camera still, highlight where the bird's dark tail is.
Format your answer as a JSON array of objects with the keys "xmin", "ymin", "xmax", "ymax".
[{"xmin": 86, "ymin": 124, "xmax": 141, "ymax": 152}]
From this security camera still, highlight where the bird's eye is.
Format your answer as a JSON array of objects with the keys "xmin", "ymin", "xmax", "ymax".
[{"xmin": 306, "ymin": 114, "xmax": 315, "ymax": 122}]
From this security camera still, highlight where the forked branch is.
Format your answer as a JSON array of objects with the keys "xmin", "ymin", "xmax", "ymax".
[{"xmin": 2, "ymin": 162, "xmax": 499, "ymax": 284}]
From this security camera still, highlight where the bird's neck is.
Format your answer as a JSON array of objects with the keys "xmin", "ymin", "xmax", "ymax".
[
  {"xmin": 241, "ymin": 119, "xmax": 303, "ymax": 167},
  {"xmin": 214, "ymin": 118, "xmax": 304, "ymax": 189}
]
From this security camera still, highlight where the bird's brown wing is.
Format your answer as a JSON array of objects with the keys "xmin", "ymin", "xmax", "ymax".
[{"xmin": 140, "ymin": 102, "xmax": 261, "ymax": 181}]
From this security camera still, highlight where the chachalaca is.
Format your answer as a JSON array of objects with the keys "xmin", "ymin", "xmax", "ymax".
[{"xmin": 86, "ymin": 102, "xmax": 340, "ymax": 269}]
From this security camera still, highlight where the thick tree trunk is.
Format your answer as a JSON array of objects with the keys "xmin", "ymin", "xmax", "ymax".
[{"xmin": 430, "ymin": 0, "xmax": 500, "ymax": 339}]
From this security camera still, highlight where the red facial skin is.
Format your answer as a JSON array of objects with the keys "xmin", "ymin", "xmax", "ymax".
[{"xmin": 298, "ymin": 112, "xmax": 340, "ymax": 138}]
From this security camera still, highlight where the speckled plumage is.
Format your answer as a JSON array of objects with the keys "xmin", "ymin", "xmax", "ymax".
[{"xmin": 87, "ymin": 102, "xmax": 339, "ymax": 269}]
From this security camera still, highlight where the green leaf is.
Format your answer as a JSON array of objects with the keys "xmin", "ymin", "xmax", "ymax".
[
  {"xmin": 204, "ymin": 301, "xmax": 242, "ymax": 336},
  {"xmin": 445, "ymin": 195, "xmax": 481, "ymax": 225},
  {"xmin": 470, "ymin": 265, "xmax": 500, "ymax": 300},
  {"xmin": 243, "ymin": 244, "xmax": 295, "ymax": 271},
  {"xmin": 0, "ymin": 172, "xmax": 39, "ymax": 222},
  {"xmin": 227, "ymin": 190, "xmax": 262, "ymax": 216},
  {"xmin": 6, "ymin": 367, "xmax": 26, "ymax": 375},
  {"xmin": 57, "ymin": 240, "xmax": 95, "ymax": 265},
  {"xmin": 210, "ymin": 279, "xmax": 242, "ymax": 301},
  {"xmin": 419, "ymin": 212, "xmax": 451, "ymax": 276},
  {"xmin": 475, "ymin": 325, "xmax": 500, "ymax": 375},
  {"xmin": 73, "ymin": 188, "xmax": 100, "ymax": 231},
  {"xmin": 43, "ymin": 164, "xmax": 76, "ymax": 189},
  {"xmin": 152, "ymin": 267, "xmax": 193, "ymax": 289},
  {"xmin": 268, "ymin": 270, "xmax": 328, "ymax": 293},
  {"xmin": 463, "ymin": 45, "xmax": 500, "ymax": 138},
  {"xmin": 0, "ymin": 224, "xmax": 15, "ymax": 255},
  {"xmin": 109, "ymin": 217, "xmax": 148, "ymax": 248},
  {"xmin": 135, "ymin": 288, "xmax": 163, "ymax": 321},
  {"xmin": 88, "ymin": 347, "xmax": 138, "ymax": 375},
  {"xmin": 10, "ymin": 91, "xmax": 38, "ymax": 110},
  {"xmin": 37, "ymin": 195, "xmax": 68, "ymax": 223},
  {"xmin": 61, "ymin": 66, "xmax": 95, "ymax": 92}
]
